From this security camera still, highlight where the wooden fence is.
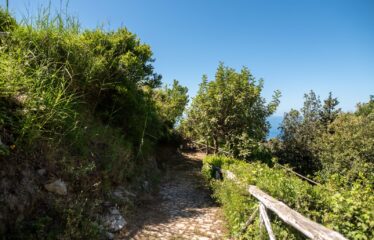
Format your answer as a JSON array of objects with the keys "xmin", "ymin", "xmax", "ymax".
[
  {"xmin": 220, "ymin": 168, "xmax": 347, "ymax": 240},
  {"xmin": 190, "ymin": 140, "xmax": 347, "ymax": 239},
  {"xmin": 0, "ymin": 32, "xmax": 10, "ymax": 37}
]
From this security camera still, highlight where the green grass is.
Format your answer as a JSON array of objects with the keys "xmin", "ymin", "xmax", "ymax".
[
  {"xmin": 203, "ymin": 155, "xmax": 374, "ymax": 240},
  {"xmin": 0, "ymin": 6, "xmax": 166, "ymax": 238}
]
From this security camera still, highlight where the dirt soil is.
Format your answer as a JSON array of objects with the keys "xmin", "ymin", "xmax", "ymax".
[{"xmin": 117, "ymin": 150, "xmax": 228, "ymax": 240}]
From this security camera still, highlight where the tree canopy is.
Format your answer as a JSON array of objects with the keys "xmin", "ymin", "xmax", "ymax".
[
  {"xmin": 181, "ymin": 63, "xmax": 280, "ymax": 159},
  {"xmin": 275, "ymin": 91, "xmax": 373, "ymax": 183}
]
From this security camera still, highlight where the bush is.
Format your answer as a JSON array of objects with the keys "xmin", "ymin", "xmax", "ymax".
[
  {"xmin": 181, "ymin": 63, "xmax": 280, "ymax": 158},
  {"xmin": 0, "ymin": 7, "xmax": 16, "ymax": 31},
  {"xmin": 314, "ymin": 113, "xmax": 374, "ymax": 183},
  {"xmin": 0, "ymin": 7, "xmax": 187, "ymax": 238},
  {"xmin": 203, "ymin": 155, "xmax": 373, "ymax": 240}
]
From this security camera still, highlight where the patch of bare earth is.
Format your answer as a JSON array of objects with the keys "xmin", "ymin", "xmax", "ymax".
[{"xmin": 117, "ymin": 151, "xmax": 228, "ymax": 240}]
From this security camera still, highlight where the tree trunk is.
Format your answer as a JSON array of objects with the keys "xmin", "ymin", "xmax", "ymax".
[
  {"xmin": 205, "ymin": 138, "xmax": 209, "ymax": 154},
  {"xmin": 213, "ymin": 136, "xmax": 218, "ymax": 154}
]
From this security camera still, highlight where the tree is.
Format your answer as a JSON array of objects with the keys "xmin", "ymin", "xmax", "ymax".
[
  {"xmin": 153, "ymin": 79, "xmax": 189, "ymax": 129},
  {"xmin": 314, "ymin": 112, "xmax": 374, "ymax": 183},
  {"xmin": 355, "ymin": 95, "xmax": 374, "ymax": 117},
  {"xmin": 276, "ymin": 90, "xmax": 326, "ymax": 175},
  {"xmin": 320, "ymin": 92, "xmax": 341, "ymax": 127},
  {"xmin": 182, "ymin": 63, "xmax": 280, "ymax": 159},
  {"xmin": 314, "ymin": 96, "xmax": 374, "ymax": 183},
  {"xmin": 301, "ymin": 90, "xmax": 321, "ymax": 122}
]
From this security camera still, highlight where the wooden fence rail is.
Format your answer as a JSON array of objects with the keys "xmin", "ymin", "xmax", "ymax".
[
  {"xmin": 0, "ymin": 32, "xmax": 10, "ymax": 37},
  {"xmin": 221, "ymin": 169, "xmax": 347, "ymax": 240}
]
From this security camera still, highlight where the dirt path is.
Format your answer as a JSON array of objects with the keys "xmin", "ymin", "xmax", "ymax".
[{"xmin": 117, "ymin": 151, "xmax": 228, "ymax": 240}]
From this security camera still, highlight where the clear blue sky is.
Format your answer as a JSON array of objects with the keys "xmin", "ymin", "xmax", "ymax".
[{"xmin": 4, "ymin": 0, "xmax": 374, "ymax": 115}]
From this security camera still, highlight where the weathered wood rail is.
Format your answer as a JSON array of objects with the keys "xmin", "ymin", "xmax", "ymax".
[
  {"xmin": 222, "ymin": 169, "xmax": 347, "ymax": 240},
  {"xmin": 0, "ymin": 32, "xmax": 10, "ymax": 37}
]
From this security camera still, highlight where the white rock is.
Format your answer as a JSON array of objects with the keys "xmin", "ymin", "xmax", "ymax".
[
  {"xmin": 103, "ymin": 207, "xmax": 127, "ymax": 232},
  {"xmin": 44, "ymin": 179, "xmax": 67, "ymax": 195}
]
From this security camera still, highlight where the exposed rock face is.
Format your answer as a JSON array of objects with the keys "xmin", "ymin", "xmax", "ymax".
[
  {"xmin": 44, "ymin": 179, "xmax": 67, "ymax": 195},
  {"xmin": 103, "ymin": 207, "xmax": 127, "ymax": 232}
]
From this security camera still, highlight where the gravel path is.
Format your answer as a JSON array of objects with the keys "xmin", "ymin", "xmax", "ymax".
[{"xmin": 117, "ymin": 151, "xmax": 228, "ymax": 240}]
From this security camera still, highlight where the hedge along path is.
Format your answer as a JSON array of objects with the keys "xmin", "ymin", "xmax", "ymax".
[
  {"xmin": 222, "ymin": 169, "xmax": 347, "ymax": 240},
  {"xmin": 118, "ymin": 151, "xmax": 228, "ymax": 240},
  {"xmin": 191, "ymin": 140, "xmax": 322, "ymax": 186}
]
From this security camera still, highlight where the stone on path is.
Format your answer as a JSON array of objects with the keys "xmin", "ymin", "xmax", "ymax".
[{"xmin": 118, "ymin": 151, "xmax": 227, "ymax": 240}]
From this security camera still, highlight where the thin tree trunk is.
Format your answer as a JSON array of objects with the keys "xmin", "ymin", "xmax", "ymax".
[
  {"xmin": 205, "ymin": 138, "xmax": 209, "ymax": 154},
  {"xmin": 213, "ymin": 136, "xmax": 218, "ymax": 154}
]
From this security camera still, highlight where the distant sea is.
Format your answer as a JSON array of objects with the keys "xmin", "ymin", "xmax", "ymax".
[{"xmin": 267, "ymin": 116, "xmax": 283, "ymax": 139}]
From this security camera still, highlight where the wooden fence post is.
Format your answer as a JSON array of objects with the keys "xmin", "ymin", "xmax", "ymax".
[
  {"xmin": 259, "ymin": 203, "xmax": 276, "ymax": 240},
  {"xmin": 221, "ymin": 170, "xmax": 347, "ymax": 240},
  {"xmin": 239, "ymin": 205, "xmax": 259, "ymax": 234}
]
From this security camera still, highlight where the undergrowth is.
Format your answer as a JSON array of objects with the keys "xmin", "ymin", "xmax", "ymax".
[
  {"xmin": 203, "ymin": 155, "xmax": 373, "ymax": 240},
  {"xmin": 0, "ymin": 6, "xmax": 182, "ymax": 239}
]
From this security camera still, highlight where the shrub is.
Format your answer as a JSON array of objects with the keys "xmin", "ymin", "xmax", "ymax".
[
  {"xmin": 0, "ymin": 7, "xmax": 187, "ymax": 238},
  {"xmin": 203, "ymin": 155, "xmax": 373, "ymax": 239}
]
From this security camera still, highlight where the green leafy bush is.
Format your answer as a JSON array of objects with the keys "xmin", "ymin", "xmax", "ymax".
[
  {"xmin": 0, "ymin": 6, "xmax": 16, "ymax": 31},
  {"xmin": 203, "ymin": 155, "xmax": 373, "ymax": 240},
  {"xmin": 181, "ymin": 63, "xmax": 280, "ymax": 158},
  {"xmin": 314, "ymin": 112, "xmax": 374, "ymax": 183},
  {"xmin": 0, "ymin": 7, "xmax": 187, "ymax": 238}
]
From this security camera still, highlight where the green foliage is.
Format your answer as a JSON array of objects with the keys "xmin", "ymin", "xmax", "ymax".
[
  {"xmin": 0, "ymin": 5, "xmax": 180, "ymax": 154},
  {"xmin": 0, "ymin": 6, "xmax": 16, "ymax": 31},
  {"xmin": 314, "ymin": 112, "xmax": 374, "ymax": 183},
  {"xmin": 322, "ymin": 176, "xmax": 374, "ymax": 240},
  {"xmin": 59, "ymin": 196, "xmax": 101, "ymax": 240},
  {"xmin": 203, "ymin": 155, "xmax": 374, "ymax": 240},
  {"xmin": 270, "ymin": 92, "xmax": 373, "ymax": 239},
  {"xmin": 0, "ymin": 7, "xmax": 187, "ymax": 238},
  {"xmin": 275, "ymin": 91, "xmax": 373, "ymax": 183},
  {"xmin": 355, "ymin": 95, "xmax": 374, "ymax": 117},
  {"xmin": 153, "ymin": 79, "xmax": 189, "ymax": 136},
  {"xmin": 182, "ymin": 63, "xmax": 280, "ymax": 159},
  {"xmin": 320, "ymin": 92, "xmax": 341, "ymax": 127},
  {"xmin": 0, "ymin": 6, "xmax": 166, "ymax": 146},
  {"xmin": 276, "ymin": 91, "xmax": 341, "ymax": 175},
  {"xmin": 11, "ymin": 195, "xmax": 101, "ymax": 240}
]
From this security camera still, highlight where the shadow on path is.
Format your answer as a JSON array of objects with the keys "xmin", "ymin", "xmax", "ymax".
[{"xmin": 117, "ymin": 150, "xmax": 227, "ymax": 240}]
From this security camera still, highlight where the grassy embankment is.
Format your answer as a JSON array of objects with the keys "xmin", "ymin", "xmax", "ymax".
[
  {"xmin": 202, "ymin": 155, "xmax": 373, "ymax": 240},
  {"xmin": 0, "ymin": 7, "xmax": 173, "ymax": 238}
]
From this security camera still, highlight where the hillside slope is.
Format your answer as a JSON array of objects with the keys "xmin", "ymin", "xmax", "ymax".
[{"xmin": 0, "ymin": 8, "xmax": 187, "ymax": 239}]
